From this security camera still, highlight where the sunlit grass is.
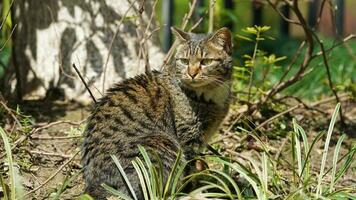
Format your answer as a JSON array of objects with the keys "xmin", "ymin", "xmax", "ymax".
[{"xmin": 96, "ymin": 103, "xmax": 355, "ymax": 200}]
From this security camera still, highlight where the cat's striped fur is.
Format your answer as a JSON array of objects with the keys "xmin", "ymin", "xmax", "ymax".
[{"xmin": 82, "ymin": 27, "xmax": 233, "ymax": 199}]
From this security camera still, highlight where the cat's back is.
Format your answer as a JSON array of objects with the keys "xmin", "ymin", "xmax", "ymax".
[{"xmin": 81, "ymin": 71, "xmax": 182, "ymax": 199}]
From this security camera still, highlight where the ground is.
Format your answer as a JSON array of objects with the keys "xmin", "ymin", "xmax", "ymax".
[{"xmin": 0, "ymin": 95, "xmax": 355, "ymax": 199}]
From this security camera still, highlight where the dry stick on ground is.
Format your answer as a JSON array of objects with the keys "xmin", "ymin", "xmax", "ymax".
[
  {"xmin": 102, "ymin": 0, "xmax": 137, "ymax": 93},
  {"xmin": 0, "ymin": 101, "xmax": 22, "ymax": 128},
  {"xmin": 72, "ymin": 63, "xmax": 97, "ymax": 103},
  {"xmin": 29, "ymin": 150, "xmax": 73, "ymax": 159},
  {"xmin": 254, "ymin": 93, "xmax": 351, "ymax": 131},
  {"xmin": 0, "ymin": 120, "xmax": 84, "ymax": 159},
  {"xmin": 210, "ymin": 113, "xmax": 245, "ymax": 144},
  {"xmin": 161, "ymin": 0, "xmax": 198, "ymax": 70},
  {"xmin": 24, "ymin": 150, "xmax": 80, "ymax": 197},
  {"xmin": 31, "ymin": 135, "xmax": 82, "ymax": 140}
]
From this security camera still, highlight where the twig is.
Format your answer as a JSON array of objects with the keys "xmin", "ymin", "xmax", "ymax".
[
  {"xmin": 0, "ymin": 0, "xmax": 14, "ymax": 30},
  {"xmin": 190, "ymin": 0, "xmax": 216, "ymax": 31},
  {"xmin": 136, "ymin": 0, "xmax": 159, "ymax": 72},
  {"xmin": 30, "ymin": 135, "xmax": 82, "ymax": 140},
  {"xmin": 208, "ymin": 0, "xmax": 214, "ymax": 33},
  {"xmin": 315, "ymin": 36, "xmax": 345, "ymax": 126},
  {"xmin": 257, "ymin": 0, "xmax": 315, "ymax": 110},
  {"xmin": 254, "ymin": 93, "xmax": 351, "ymax": 130},
  {"xmin": 0, "ymin": 24, "xmax": 17, "ymax": 51},
  {"xmin": 313, "ymin": 34, "xmax": 356, "ymax": 57},
  {"xmin": 255, "ymin": 104, "xmax": 300, "ymax": 130},
  {"xmin": 0, "ymin": 101, "xmax": 22, "ymax": 128},
  {"xmin": 274, "ymin": 137, "xmax": 289, "ymax": 160},
  {"xmin": 102, "ymin": 0, "xmax": 136, "ymax": 93},
  {"xmin": 72, "ymin": 64, "xmax": 97, "ymax": 103},
  {"xmin": 316, "ymin": 0, "xmax": 327, "ymax": 27},
  {"xmin": 29, "ymin": 150, "xmax": 73, "ymax": 159},
  {"xmin": 0, "ymin": 120, "xmax": 84, "ymax": 159},
  {"xmin": 24, "ymin": 150, "xmax": 80, "ymax": 196},
  {"xmin": 210, "ymin": 113, "xmax": 244, "ymax": 144},
  {"xmin": 160, "ymin": 0, "xmax": 198, "ymax": 70}
]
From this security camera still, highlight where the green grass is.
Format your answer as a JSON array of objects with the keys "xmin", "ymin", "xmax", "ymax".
[
  {"xmin": 235, "ymin": 35, "xmax": 356, "ymax": 100},
  {"xmin": 95, "ymin": 103, "xmax": 355, "ymax": 200},
  {"xmin": 0, "ymin": 126, "xmax": 25, "ymax": 200}
]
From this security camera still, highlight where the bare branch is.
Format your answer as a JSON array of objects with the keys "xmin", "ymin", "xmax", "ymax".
[
  {"xmin": 102, "ymin": 0, "xmax": 137, "ymax": 93},
  {"xmin": 24, "ymin": 150, "xmax": 80, "ymax": 196},
  {"xmin": 72, "ymin": 64, "xmax": 97, "ymax": 103},
  {"xmin": 160, "ymin": 0, "xmax": 199, "ymax": 70}
]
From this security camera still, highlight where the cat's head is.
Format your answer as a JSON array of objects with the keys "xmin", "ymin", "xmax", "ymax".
[{"xmin": 172, "ymin": 27, "xmax": 233, "ymax": 89}]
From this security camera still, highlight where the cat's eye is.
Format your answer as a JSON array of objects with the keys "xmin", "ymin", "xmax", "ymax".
[
  {"xmin": 201, "ymin": 59, "xmax": 214, "ymax": 66},
  {"xmin": 178, "ymin": 58, "xmax": 189, "ymax": 65}
]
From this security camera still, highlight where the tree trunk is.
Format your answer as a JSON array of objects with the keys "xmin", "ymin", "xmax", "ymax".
[{"xmin": 7, "ymin": 0, "xmax": 163, "ymax": 103}]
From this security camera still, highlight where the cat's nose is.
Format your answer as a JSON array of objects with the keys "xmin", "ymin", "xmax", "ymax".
[{"xmin": 187, "ymin": 66, "xmax": 200, "ymax": 79}]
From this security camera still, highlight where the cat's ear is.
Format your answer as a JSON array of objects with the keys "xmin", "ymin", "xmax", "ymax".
[
  {"xmin": 171, "ymin": 27, "xmax": 190, "ymax": 42},
  {"xmin": 208, "ymin": 27, "xmax": 232, "ymax": 54}
]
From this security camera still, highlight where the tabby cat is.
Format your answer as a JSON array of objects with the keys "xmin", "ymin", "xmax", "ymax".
[{"xmin": 81, "ymin": 27, "xmax": 233, "ymax": 199}]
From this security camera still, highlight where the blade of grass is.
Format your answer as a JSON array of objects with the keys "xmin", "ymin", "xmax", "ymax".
[
  {"xmin": 110, "ymin": 155, "xmax": 138, "ymax": 200},
  {"xmin": 261, "ymin": 152, "xmax": 268, "ymax": 196},
  {"xmin": 334, "ymin": 144, "xmax": 355, "ymax": 183},
  {"xmin": 300, "ymin": 131, "xmax": 325, "ymax": 178},
  {"xmin": 101, "ymin": 183, "xmax": 133, "ymax": 200},
  {"xmin": 296, "ymin": 122, "xmax": 310, "ymax": 181},
  {"xmin": 134, "ymin": 157, "xmax": 154, "ymax": 199},
  {"xmin": 212, "ymin": 157, "xmax": 265, "ymax": 200},
  {"xmin": 204, "ymin": 172, "xmax": 234, "ymax": 199},
  {"xmin": 329, "ymin": 134, "xmax": 345, "ymax": 192},
  {"xmin": 0, "ymin": 174, "xmax": 10, "ymax": 200},
  {"xmin": 170, "ymin": 158, "xmax": 187, "ymax": 196},
  {"xmin": 0, "ymin": 126, "xmax": 15, "ymax": 200},
  {"xmin": 163, "ymin": 150, "xmax": 182, "ymax": 199},
  {"xmin": 208, "ymin": 168, "xmax": 243, "ymax": 200},
  {"xmin": 316, "ymin": 103, "xmax": 340, "ymax": 197},
  {"xmin": 293, "ymin": 119, "xmax": 303, "ymax": 178},
  {"xmin": 132, "ymin": 158, "xmax": 149, "ymax": 200}
]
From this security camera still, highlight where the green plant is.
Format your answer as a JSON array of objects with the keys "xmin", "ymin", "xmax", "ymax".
[
  {"xmin": 0, "ymin": 126, "xmax": 25, "ymax": 200},
  {"xmin": 101, "ymin": 103, "xmax": 355, "ymax": 199},
  {"xmin": 234, "ymin": 25, "xmax": 286, "ymax": 103}
]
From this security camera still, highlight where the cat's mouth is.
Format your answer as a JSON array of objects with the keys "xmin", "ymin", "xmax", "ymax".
[{"xmin": 181, "ymin": 78, "xmax": 212, "ymax": 88}]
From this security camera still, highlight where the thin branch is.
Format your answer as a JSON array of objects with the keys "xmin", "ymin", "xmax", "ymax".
[
  {"xmin": 29, "ymin": 150, "xmax": 73, "ymax": 159},
  {"xmin": 316, "ymin": 0, "xmax": 328, "ymax": 27},
  {"xmin": 136, "ymin": 0, "xmax": 159, "ymax": 72},
  {"xmin": 31, "ymin": 135, "xmax": 82, "ymax": 140},
  {"xmin": 72, "ymin": 64, "xmax": 97, "ymax": 103},
  {"xmin": 102, "ymin": 0, "xmax": 136, "ymax": 93},
  {"xmin": 0, "ymin": 100, "xmax": 22, "ymax": 128},
  {"xmin": 0, "ymin": 0, "xmax": 14, "ymax": 30},
  {"xmin": 24, "ymin": 150, "xmax": 80, "ymax": 196},
  {"xmin": 254, "ymin": 93, "xmax": 351, "ymax": 130},
  {"xmin": 210, "ymin": 113, "xmax": 245, "ymax": 144},
  {"xmin": 315, "ymin": 37, "xmax": 345, "ymax": 125},
  {"xmin": 258, "ymin": 0, "xmax": 315, "ymax": 109},
  {"xmin": 0, "ymin": 24, "xmax": 16, "ymax": 51},
  {"xmin": 0, "ymin": 120, "xmax": 84, "ymax": 159},
  {"xmin": 160, "ymin": 0, "xmax": 198, "ymax": 70},
  {"xmin": 190, "ymin": 0, "xmax": 216, "ymax": 31}
]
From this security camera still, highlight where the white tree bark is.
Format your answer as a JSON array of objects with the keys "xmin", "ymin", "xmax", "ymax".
[{"xmin": 10, "ymin": 0, "xmax": 163, "ymax": 103}]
